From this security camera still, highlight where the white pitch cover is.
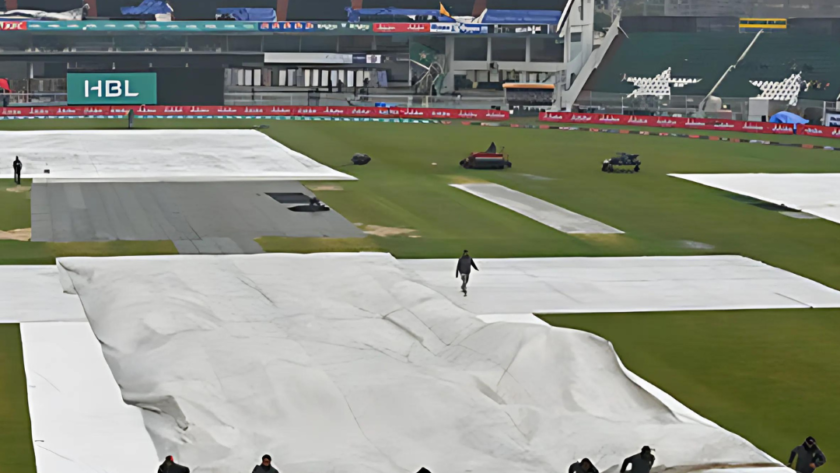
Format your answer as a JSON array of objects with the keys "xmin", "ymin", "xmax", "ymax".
[
  {"xmin": 0, "ymin": 130, "xmax": 354, "ymax": 182},
  {"xmin": 46, "ymin": 253, "xmax": 793, "ymax": 473}
]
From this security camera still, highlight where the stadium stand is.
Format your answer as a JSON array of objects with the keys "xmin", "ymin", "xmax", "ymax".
[
  {"xmin": 587, "ymin": 29, "xmax": 840, "ymax": 103},
  {"xmin": 585, "ymin": 32, "xmax": 753, "ymax": 97},
  {"xmin": 5, "ymin": 0, "xmax": 568, "ymax": 20},
  {"xmin": 715, "ymin": 33, "xmax": 840, "ymax": 102}
]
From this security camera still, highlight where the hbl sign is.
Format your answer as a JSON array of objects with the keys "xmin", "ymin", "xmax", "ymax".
[{"xmin": 67, "ymin": 73, "xmax": 157, "ymax": 105}]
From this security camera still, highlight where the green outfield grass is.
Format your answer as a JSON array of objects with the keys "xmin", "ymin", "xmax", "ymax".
[
  {"xmin": 544, "ymin": 310, "xmax": 840, "ymax": 473},
  {"xmin": 1, "ymin": 118, "xmax": 839, "ymax": 471},
  {"xmin": 0, "ymin": 324, "xmax": 36, "ymax": 473}
]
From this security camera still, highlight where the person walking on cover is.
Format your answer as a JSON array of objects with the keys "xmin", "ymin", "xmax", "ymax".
[
  {"xmin": 789, "ymin": 437, "xmax": 827, "ymax": 473},
  {"xmin": 570, "ymin": 458, "xmax": 599, "ymax": 473},
  {"xmin": 252, "ymin": 454, "xmax": 279, "ymax": 473},
  {"xmin": 456, "ymin": 249, "xmax": 479, "ymax": 296},
  {"xmin": 621, "ymin": 446, "xmax": 655, "ymax": 473},
  {"xmin": 13, "ymin": 156, "xmax": 22, "ymax": 185},
  {"xmin": 157, "ymin": 455, "xmax": 190, "ymax": 473}
]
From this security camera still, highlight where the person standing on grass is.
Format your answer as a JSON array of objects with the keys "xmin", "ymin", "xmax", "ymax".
[
  {"xmin": 789, "ymin": 437, "xmax": 827, "ymax": 473},
  {"xmin": 252, "ymin": 454, "xmax": 279, "ymax": 473},
  {"xmin": 455, "ymin": 249, "xmax": 479, "ymax": 296},
  {"xmin": 621, "ymin": 446, "xmax": 655, "ymax": 473},
  {"xmin": 13, "ymin": 156, "xmax": 22, "ymax": 185}
]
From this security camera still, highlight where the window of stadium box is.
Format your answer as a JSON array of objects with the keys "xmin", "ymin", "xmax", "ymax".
[
  {"xmin": 491, "ymin": 38, "xmax": 526, "ymax": 62},
  {"xmin": 338, "ymin": 36, "xmax": 375, "ymax": 53},
  {"xmin": 530, "ymin": 37, "xmax": 564, "ymax": 63},
  {"xmin": 455, "ymin": 37, "xmax": 488, "ymax": 61},
  {"xmin": 413, "ymin": 36, "xmax": 445, "ymax": 54},
  {"xmin": 187, "ymin": 35, "xmax": 227, "ymax": 53},
  {"xmin": 264, "ymin": 35, "xmax": 303, "ymax": 53},
  {"xmin": 372, "ymin": 35, "xmax": 408, "ymax": 52},
  {"xmin": 0, "ymin": 33, "xmax": 30, "ymax": 52},
  {"xmin": 301, "ymin": 36, "xmax": 339, "ymax": 53}
]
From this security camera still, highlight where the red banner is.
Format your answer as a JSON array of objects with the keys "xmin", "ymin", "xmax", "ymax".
[
  {"xmin": 798, "ymin": 124, "xmax": 840, "ymax": 139},
  {"xmin": 373, "ymin": 23, "xmax": 430, "ymax": 33},
  {"xmin": 539, "ymin": 112, "xmax": 796, "ymax": 136},
  {"xmin": 0, "ymin": 105, "xmax": 509, "ymax": 121},
  {"xmin": 0, "ymin": 21, "xmax": 27, "ymax": 31}
]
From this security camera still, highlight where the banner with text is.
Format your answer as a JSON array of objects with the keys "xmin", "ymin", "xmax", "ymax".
[
  {"xmin": 0, "ymin": 105, "xmax": 509, "ymax": 121},
  {"xmin": 67, "ymin": 73, "xmax": 158, "ymax": 105},
  {"xmin": 539, "ymin": 112, "xmax": 796, "ymax": 135}
]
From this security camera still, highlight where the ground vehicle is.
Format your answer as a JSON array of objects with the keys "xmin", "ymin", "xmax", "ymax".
[
  {"xmin": 602, "ymin": 152, "xmax": 641, "ymax": 173},
  {"xmin": 460, "ymin": 142, "xmax": 512, "ymax": 170}
]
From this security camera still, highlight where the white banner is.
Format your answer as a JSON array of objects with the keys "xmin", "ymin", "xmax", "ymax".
[{"xmin": 825, "ymin": 111, "xmax": 840, "ymax": 128}]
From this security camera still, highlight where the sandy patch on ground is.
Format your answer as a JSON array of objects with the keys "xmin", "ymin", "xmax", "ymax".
[
  {"xmin": 0, "ymin": 228, "xmax": 31, "ymax": 241},
  {"xmin": 361, "ymin": 225, "xmax": 419, "ymax": 238},
  {"xmin": 5, "ymin": 186, "xmax": 31, "ymax": 193},
  {"xmin": 681, "ymin": 240, "xmax": 715, "ymax": 250},
  {"xmin": 447, "ymin": 175, "xmax": 489, "ymax": 185},
  {"xmin": 518, "ymin": 173, "xmax": 554, "ymax": 181},
  {"xmin": 307, "ymin": 185, "xmax": 344, "ymax": 191}
]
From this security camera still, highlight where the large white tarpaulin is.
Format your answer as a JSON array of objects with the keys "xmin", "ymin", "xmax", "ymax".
[
  {"xmin": 401, "ymin": 256, "xmax": 840, "ymax": 313},
  {"xmin": 671, "ymin": 173, "xmax": 840, "ymax": 225},
  {"xmin": 21, "ymin": 322, "xmax": 158, "ymax": 473},
  {"xmin": 0, "ymin": 130, "xmax": 354, "ymax": 182},
  {"xmin": 56, "ymin": 253, "xmax": 786, "ymax": 473}
]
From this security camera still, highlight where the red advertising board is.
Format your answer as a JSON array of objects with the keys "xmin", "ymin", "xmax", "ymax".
[
  {"xmin": 0, "ymin": 21, "xmax": 27, "ymax": 31},
  {"xmin": 539, "ymin": 112, "xmax": 795, "ymax": 135},
  {"xmin": 373, "ymin": 23, "xmax": 431, "ymax": 33},
  {"xmin": 0, "ymin": 105, "xmax": 509, "ymax": 121},
  {"xmin": 798, "ymin": 124, "xmax": 840, "ymax": 139}
]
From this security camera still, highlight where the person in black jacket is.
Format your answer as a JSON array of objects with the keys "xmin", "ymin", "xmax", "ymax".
[
  {"xmin": 157, "ymin": 455, "xmax": 189, "ymax": 473},
  {"xmin": 789, "ymin": 437, "xmax": 827, "ymax": 473},
  {"xmin": 570, "ymin": 458, "xmax": 599, "ymax": 473},
  {"xmin": 455, "ymin": 249, "xmax": 479, "ymax": 296},
  {"xmin": 13, "ymin": 156, "xmax": 22, "ymax": 185},
  {"xmin": 252, "ymin": 454, "xmax": 279, "ymax": 473},
  {"xmin": 621, "ymin": 446, "xmax": 655, "ymax": 473}
]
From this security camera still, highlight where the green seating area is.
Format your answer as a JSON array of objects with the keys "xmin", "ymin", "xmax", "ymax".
[
  {"xmin": 587, "ymin": 32, "xmax": 752, "ymax": 96},
  {"xmin": 589, "ymin": 31, "xmax": 840, "ymax": 102},
  {"xmin": 716, "ymin": 33, "xmax": 840, "ymax": 101}
]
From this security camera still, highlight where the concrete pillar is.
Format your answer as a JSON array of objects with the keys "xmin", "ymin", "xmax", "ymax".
[
  {"xmin": 444, "ymin": 36, "xmax": 455, "ymax": 92},
  {"xmin": 276, "ymin": 0, "xmax": 288, "ymax": 21},
  {"xmin": 525, "ymin": 37, "xmax": 531, "ymax": 63}
]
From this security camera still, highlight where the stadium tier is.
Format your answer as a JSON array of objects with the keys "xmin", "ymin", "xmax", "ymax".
[
  {"xmin": 586, "ymin": 31, "xmax": 840, "ymax": 102},
  {"xmin": 587, "ymin": 32, "xmax": 753, "ymax": 97},
  {"xmin": 715, "ymin": 33, "xmax": 840, "ymax": 102}
]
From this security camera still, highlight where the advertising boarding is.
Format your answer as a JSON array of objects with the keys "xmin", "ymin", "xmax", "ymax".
[{"xmin": 67, "ymin": 73, "xmax": 158, "ymax": 105}]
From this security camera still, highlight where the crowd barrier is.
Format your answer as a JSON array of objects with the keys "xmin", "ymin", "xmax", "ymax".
[
  {"xmin": 540, "ymin": 111, "xmax": 840, "ymax": 139},
  {"xmin": 0, "ymin": 105, "xmax": 510, "ymax": 121},
  {"xmin": 540, "ymin": 111, "xmax": 799, "ymax": 135}
]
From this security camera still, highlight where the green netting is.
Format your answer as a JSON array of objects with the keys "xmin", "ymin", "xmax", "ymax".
[{"xmin": 588, "ymin": 32, "xmax": 754, "ymax": 96}]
